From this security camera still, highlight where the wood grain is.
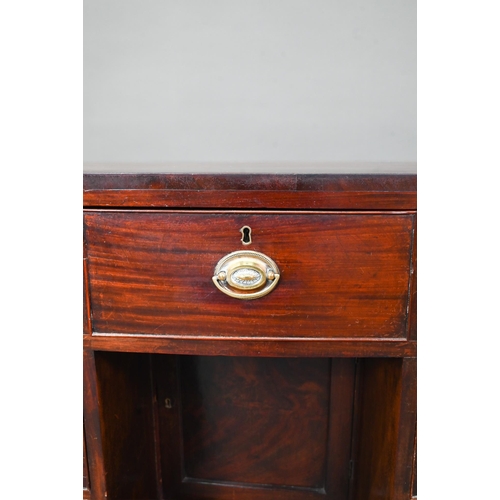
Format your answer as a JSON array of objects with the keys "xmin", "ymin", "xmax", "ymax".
[
  {"xmin": 351, "ymin": 358, "xmax": 402, "ymax": 500},
  {"xmin": 83, "ymin": 349, "xmax": 106, "ymax": 500},
  {"xmin": 94, "ymin": 352, "xmax": 159, "ymax": 500},
  {"xmin": 83, "ymin": 241, "xmax": 92, "ymax": 336},
  {"xmin": 83, "ymin": 170, "xmax": 416, "ymax": 210},
  {"xmin": 325, "ymin": 359, "xmax": 357, "ymax": 499},
  {"xmin": 85, "ymin": 335, "xmax": 416, "ymax": 358},
  {"xmin": 84, "ymin": 189, "xmax": 416, "ymax": 210},
  {"xmin": 155, "ymin": 355, "xmax": 355, "ymax": 500},
  {"xmin": 83, "ymin": 171, "xmax": 417, "ymax": 190},
  {"xmin": 84, "ymin": 211, "xmax": 414, "ymax": 340},
  {"xmin": 83, "ymin": 426, "xmax": 89, "ymax": 490},
  {"xmin": 350, "ymin": 358, "xmax": 417, "ymax": 500}
]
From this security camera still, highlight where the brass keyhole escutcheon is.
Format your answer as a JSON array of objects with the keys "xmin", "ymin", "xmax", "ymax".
[
  {"xmin": 240, "ymin": 226, "xmax": 252, "ymax": 245},
  {"xmin": 213, "ymin": 250, "xmax": 280, "ymax": 300}
]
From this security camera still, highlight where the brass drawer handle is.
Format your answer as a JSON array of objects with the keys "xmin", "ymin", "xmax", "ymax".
[{"xmin": 212, "ymin": 250, "xmax": 280, "ymax": 300}]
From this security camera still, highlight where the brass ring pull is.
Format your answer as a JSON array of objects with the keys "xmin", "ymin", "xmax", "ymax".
[{"xmin": 212, "ymin": 250, "xmax": 280, "ymax": 300}]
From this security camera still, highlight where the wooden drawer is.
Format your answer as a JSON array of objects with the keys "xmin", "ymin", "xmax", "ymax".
[{"xmin": 84, "ymin": 211, "xmax": 414, "ymax": 341}]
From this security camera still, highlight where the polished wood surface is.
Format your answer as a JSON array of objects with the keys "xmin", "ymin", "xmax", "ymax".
[
  {"xmin": 350, "ymin": 358, "xmax": 416, "ymax": 500},
  {"xmin": 83, "ymin": 170, "xmax": 416, "ymax": 500},
  {"xmin": 83, "ymin": 350, "xmax": 106, "ymax": 500},
  {"xmin": 392, "ymin": 358, "xmax": 417, "ymax": 499},
  {"xmin": 84, "ymin": 211, "xmax": 414, "ymax": 341},
  {"xmin": 83, "ymin": 427, "xmax": 89, "ymax": 491},
  {"xmin": 351, "ymin": 358, "xmax": 403, "ymax": 500},
  {"xmin": 86, "ymin": 335, "xmax": 416, "ymax": 358},
  {"xmin": 83, "ymin": 165, "xmax": 416, "ymax": 210},
  {"xmin": 154, "ymin": 355, "xmax": 355, "ymax": 500},
  {"xmin": 94, "ymin": 352, "xmax": 160, "ymax": 499},
  {"xmin": 84, "ymin": 189, "xmax": 415, "ymax": 211},
  {"xmin": 411, "ymin": 426, "xmax": 417, "ymax": 498},
  {"xmin": 180, "ymin": 357, "xmax": 331, "ymax": 487},
  {"xmin": 83, "ymin": 241, "xmax": 92, "ymax": 336},
  {"xmin": 408, "ymin": 220, "xmax": 417, "ymax": 341}
]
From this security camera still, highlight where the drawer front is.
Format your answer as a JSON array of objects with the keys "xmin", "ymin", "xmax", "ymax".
[{"xmin": 84, "ymin": 211, "xmax": 414, "ymax": 340}]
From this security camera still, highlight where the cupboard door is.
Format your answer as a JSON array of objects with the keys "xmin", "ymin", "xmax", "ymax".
[{"xmin": 154, "ymin": 355, "xmax": 356, "ymax": 500}]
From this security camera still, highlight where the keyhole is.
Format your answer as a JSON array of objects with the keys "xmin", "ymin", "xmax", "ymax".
[{"xmin": 240, "ymin": 226, "xmax": 252, "ymax": 245}]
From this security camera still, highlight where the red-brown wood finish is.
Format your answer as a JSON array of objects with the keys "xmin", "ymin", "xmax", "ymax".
[
  {"xmin": 94, "ymin": 352, "xmax": 160, "ymax": 499},
  {"xmin": 84, "ymin": 211, "xmax": 414, "ymax": 341},
  {"xmin": 83, "ymin": 169, "xmax": 416, "ymax": 500},
  {"xmin": 154, "ymin": 355, "xmax": 355, "ymax": 500},
  {"xmin": 408, "ymin": 219, "xmax": 417, "ymax": 341},
  {"xmin": 84, "ymin": 189, "xmax": 416, "ymax": 211},
  {"xmin": 83, "ymin": 349, "xmax": 107, "ymax": 500},
  {"xmin": 393, "ymin": 358, "xmax": 417, "ymax": 499},
  {"xmin": 83, "ymin": 240, "xmax": 92, "ymax": 336},
  {"xmin": 83, "ymin": 427, "xmax": 90, "ymax": 491},
  {"xmin": 350, "ymin": 358, "xmax": 417, "ymax": 500},
  {"xmin": 411, "ymin": 425, "xmax": 417, "ymax": 498},
  {"xmin": 85, "ymin": 334, "xmax": 416, "ymax": 358},
  {"xmin": 351, "ymin": 358, "xmax": 402, "ymax": 500},
  {"xmin": 83, "ymin": 171, "xmax": 416, "ymax": 210}
]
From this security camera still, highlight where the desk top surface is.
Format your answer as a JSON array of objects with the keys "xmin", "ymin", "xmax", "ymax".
[{"xmin": 83, "ymin": 162, "xmax": 416, "ymax": 210}]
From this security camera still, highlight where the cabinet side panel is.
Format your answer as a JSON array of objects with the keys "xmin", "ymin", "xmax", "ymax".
[
  {"xmin": 393, "ymin": 358, "xmax": 417, "ymax": 499},
  {"xmin": 83, "ymin": 350, "xmax": 106, "ymax": 500},
  {"xmin": 351, "ymin": 358, "xmax": 402, "ymax": 500},
  {"xmin": 180, "ymin": 356, "xmax": 330, "ymax": 488},
  {"xmin": 155, "ymin": 356, "xmax": 355, "ymax": 500},
  {"xmin": 325, "ymin": 359, "xmax": 357, "ymax": 498},
  {"xmin": 94, "ymin": 352, "xmax": 159, "ymax": 500},
  {"xmin": 412, "ymin": 426, "xmax": 417, "ymax": 498}
]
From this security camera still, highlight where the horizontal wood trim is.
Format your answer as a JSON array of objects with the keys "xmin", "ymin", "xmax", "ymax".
[
  {"xmin": 178, "ymin": 481, "xmax": 327, "ymax": 500},
  {"xmin": 83, "ymin": 172, "xmax": 416, "ymax": 191},
  {"xmin": 83, "ymin": 189, "xmax": 416, "ymax": 210},
  {"xmin": 82, "ymin": 488, "xmax": 90, "ymax": 499},
  {"xmin": 85, "ymin": 335, "xmax": 416, "ymax": 358}
]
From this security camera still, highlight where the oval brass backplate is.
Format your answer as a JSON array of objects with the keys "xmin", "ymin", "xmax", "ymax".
[{"xmin": 212, "ymin": 250, "xmax": 280, "ymax": 300}]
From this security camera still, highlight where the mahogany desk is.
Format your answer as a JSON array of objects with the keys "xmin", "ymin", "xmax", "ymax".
[{"xmin": 83, "ymin": 163, "xmax": 417, "ymax": 500}]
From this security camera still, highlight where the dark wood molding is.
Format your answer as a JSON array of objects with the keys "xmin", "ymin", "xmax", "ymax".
[
  {"xmin": 85, "ymin": 335, "xmax": 416, "ymax": 358},
  {"xmin": 84, "ymin": 167, "xmax": 416, "ymax": 210}
]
